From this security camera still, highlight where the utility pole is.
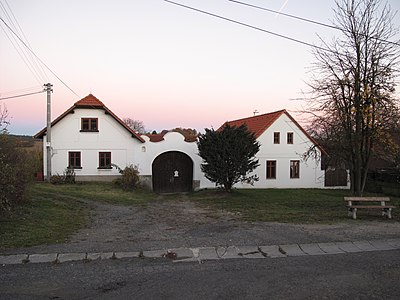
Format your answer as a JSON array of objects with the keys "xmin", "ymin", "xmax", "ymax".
[{"xmin": 44, "ymin": 83, "xmax": 53, "ymax": 182}]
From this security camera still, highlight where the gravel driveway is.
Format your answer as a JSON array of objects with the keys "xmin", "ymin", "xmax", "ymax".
[{"xmin": 3, "ymin": 196, "xmax": 400, "ymax": 255}]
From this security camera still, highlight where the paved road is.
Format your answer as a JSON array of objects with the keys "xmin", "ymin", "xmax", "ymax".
[{"xmin": 1, "ymin": 249, "xmax": 399, "ymax": 299}]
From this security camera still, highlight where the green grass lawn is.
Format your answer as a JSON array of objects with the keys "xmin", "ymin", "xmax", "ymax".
[
  {"xmin": 189, "ymin": 188, "xmax": 400, "ymax": 224},
  {"xmin": 0, "ymin": 185, "xmax": 89, "ymax": 249},
  {"xmin": 1, "ymin": 183, "xmax": 398, "ymax": 249},
  {"xmin": 31, "ymin": 181, "xmax": 157, "ymax": 205},
  {"xmin": 0, "ymin": 182, "xmax": 157, "ymax": 249}
]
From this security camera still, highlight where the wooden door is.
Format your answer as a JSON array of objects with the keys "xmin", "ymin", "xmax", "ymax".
[
  {"xmin": 152, "ymin": 151, "xmax": 193, "ymax": 193},
  {"xmin": 325, "ymin": 169, "xmax": 348, "ymax": 186}
]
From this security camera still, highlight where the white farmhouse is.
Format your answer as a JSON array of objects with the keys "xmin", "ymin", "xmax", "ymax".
[
  {"xmin": 219, "ymin": 111, "xmax": 326, "ymax": 189},
  {"xmin": 35, "ymin": 94, "xmax": 331, "ymax": 192}
]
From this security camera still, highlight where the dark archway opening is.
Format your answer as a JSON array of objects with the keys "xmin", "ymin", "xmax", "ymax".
[{"xmin": 152, "ymin": 151, "xmax": 193, "ymax": 193}]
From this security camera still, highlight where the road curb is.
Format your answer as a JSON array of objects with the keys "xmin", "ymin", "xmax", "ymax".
[{"xmin": 1, "ymin": 238, "xmax": 399, "ymax": 266}]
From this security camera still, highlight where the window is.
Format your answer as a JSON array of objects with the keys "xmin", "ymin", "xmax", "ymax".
[
  {"xmin": 68, "ymin": 151, "xmax": 81, "ymax": 169},
  {"xmin": 287, "ymin": 132, "xmax": 294, "ymax": 144},
  {"xmin": 274, "ymin": 132, "xmax": 280, "ymax": 144},
  {"xmin": 81, "ymin": 118, "xmax": 98, "ymax": 132},
  {"xmin": 99, "ymin": 152, "xmax": 111, "ymax": 169},
  {"xmin": 266, "ymin": 160, "xmax": 276, "ymax": 179},
  {"xmin": 290, "ymin": 160, "xmax": 300, "ymax": 178}
]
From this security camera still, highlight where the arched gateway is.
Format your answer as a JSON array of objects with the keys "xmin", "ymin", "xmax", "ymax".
[{"xmin": 152, "ymin": 151, "xmax": 193, "ymax": 193}]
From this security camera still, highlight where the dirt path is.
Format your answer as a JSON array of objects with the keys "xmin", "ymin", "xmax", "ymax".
[{"xmin": 5, "ymin": 197, "xmax": 400, "ymax": 254}]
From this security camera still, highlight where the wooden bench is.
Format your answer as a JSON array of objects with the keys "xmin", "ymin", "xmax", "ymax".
[{"xmin": 344, "ymin": 197, "xmax": 396, "ymax": 220}]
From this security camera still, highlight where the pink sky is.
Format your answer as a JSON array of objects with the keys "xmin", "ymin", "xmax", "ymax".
[{"xmin": 1, "ymin": 0, "xmax": 400, "ymax": 135}]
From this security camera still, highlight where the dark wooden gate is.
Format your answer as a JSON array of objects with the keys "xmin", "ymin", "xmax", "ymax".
[
  {"xmin": 325, "ymin": 169, "xmax": 348, "ymax": 187},
  {"xmin": 152, "ymin": 151, "xmax": 193, "ymax": 193}
]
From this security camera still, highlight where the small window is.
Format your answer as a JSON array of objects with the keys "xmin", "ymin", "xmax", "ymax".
[
  {"xmin": 68, "ymin": 151, "xmax": 81, "ymax": 169},
  {"xmin": 287, "ymin": 132, "xmax": 294, "ymax": 144},
  {"xmin": 99, "ymin": 152, "xmax": 111, "ymax": 169},
  {"xmin": 290, "ymin": 160, "xmax": 300, "ymax": 178},
  {"xmin": 266, "ymin": 160, "xmax": 276, "ymax": 179},
  {"xmin": 274, "ymin": 132, "xmax": 280, "ymax": 144},
  {"xmin": 81, "ymin": 118, "xmax": 98, "ymax": 132}
]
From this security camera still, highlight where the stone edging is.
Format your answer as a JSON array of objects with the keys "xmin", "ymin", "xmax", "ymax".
[{"xmin": 1, "ymin": 239, "xmax": 399, "ymax": 266}]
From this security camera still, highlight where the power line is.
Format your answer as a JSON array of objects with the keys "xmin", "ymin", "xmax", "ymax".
[
  {"xmin": 4, "ymin": 0, "xmax": 48, "ymax": 82},
  {"xmin": 163, "ymin": 0, "xmax": 333, "ymax": 53},
  {"xmin": 0, "ymin": 85, "xmax": 43, "ymax": 97},
  {"xmin": 228, "ymin": 0, "xmax": 338, "ymax": 30},
  {"xmin": 0, "ymin": 4, "xmax": 44, "ymax": 85},
  {"xmin": 0, "ymin": 22, "xmax": 42, "ymax": 85},
  {"xmin": 0, "ymin": 16, "xmax": 80, "ymax": 98},
  {"xmin": 0, "ymin": 1, "xmax": 46, "ymax": 83},
  {"xmin": 0, "ymin": 90, "xmax": 44, "ymax": 101},
  {"xmin": 228, "ymin": 0, "xmax": 400, "ymax": 47}
]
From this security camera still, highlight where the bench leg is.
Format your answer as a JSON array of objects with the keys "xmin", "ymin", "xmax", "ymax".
[
  {"xmin": 348, "ymin": 208, "xmax": 357, "ymax": 219},
  {"xmin": 382, "ymin": 208, "xmax": 392, "ymax": 219},
  {"xmin": 352, "ymin": 208, "xmax": 357, "ymax": 220},
  {"xmin": 348, "ymin": 208, "xmax": 353, "ymax": 218}
]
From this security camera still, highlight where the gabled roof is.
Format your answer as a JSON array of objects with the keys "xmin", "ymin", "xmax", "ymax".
[
  {"xmin": 219, "ymin": 110, "xmax": 285, "ymax": 138},
  {"xmin": 75, "ymin": 94, "xmax": 105, "ymax": 107},
  {"xmin": 34, "ymin": 94, "xmax": 145, "ymax": 143},
  {"xmin": 219, "ymin": 109, "xmax": 326, "ymax": 154}
]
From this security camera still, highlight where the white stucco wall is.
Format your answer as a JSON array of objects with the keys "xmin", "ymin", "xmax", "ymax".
[
  {"xmin": 236, "ymin": 113, "xmax": 325, "ymax": 189},
  {"xmin": 43, "ymin": 108, "xmax": 142, "ymax": 178},
  {"xmin": 136, "ymin": 132, "xmax": 214, "ymax": 189},
  {"xmin": 43, "ymin": 107, "xmax": 324, "ymax": 189}
]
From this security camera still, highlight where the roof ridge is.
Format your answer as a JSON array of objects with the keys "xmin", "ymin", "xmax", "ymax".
[
  {"xmin": 225, "ymin": 109, "xmax": 286, "ymax": 124},
  {"xmin": 218, "ymin": 109, "xmax": 287, "ymax": 139},
  {"xmin": 74, "ymin": 93, "xmax": 104, "ymax": 107}
]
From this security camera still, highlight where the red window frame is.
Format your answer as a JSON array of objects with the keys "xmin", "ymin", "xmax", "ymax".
[
  {"xmin": 266, "ymin": 160, "xmax": 276, "ymax": 179},
  {"xmin": 68, "ymin": 151, "xmax": 81, "ymax": 169},
  {"xmin": 290, "ymin": 160, "xmax": 300, "ymax": 178},
  {"xmin": 81, "ymin": 118, "xmax": 98, "ymax": 132},
  {"xmin": 273, "ymin": 132, "xmax": 280, "ymax": 144},
  {"xmin": 99, "ymin": 152, "xmax": 111, "ymax": 169},
  {"xmin": 287, "ymin": 132, "xmax": 294, "ymax": 144}
]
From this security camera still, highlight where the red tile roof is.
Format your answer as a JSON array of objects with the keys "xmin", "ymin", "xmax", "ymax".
[
  {"xmin": 219, "ymin": 110, "xmax": 285, "ymax": 138},
  {"xmin": 34, "ymin": 94, "xmax": 144, "ymax": 142},
  {"xmin": 74, "ymin": 94, "xmax": 104, "ymax": 107},
  {"xmin": 145, "ymin": 134, "xmax": 165, "ymax": 142},
  {"xmin": 219, "ymin": 110, "xmax": 326, "ymax": 154},
  {"xmin": 144, "ymin": 131, "xmax": 198, "ymax": 143}
]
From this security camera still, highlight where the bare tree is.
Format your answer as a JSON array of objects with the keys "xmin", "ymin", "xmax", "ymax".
[
  {"xmin": 123, "ymin": 118, "xmax": 146, "ymax": 134},
  {"xmin": 0, "ymin": 103, "xmax": 10, "ymax": 134},
  {"xmin": 307, "ymin": 0, "xmax": 400, "ymax": 195}
]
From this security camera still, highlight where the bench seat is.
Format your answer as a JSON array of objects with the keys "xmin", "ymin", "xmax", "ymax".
[
  {"xmin": 344, "ymin": 197, "xmax": 390, "ymax": 202},
  {"xmin": 346, "ymin": 205, "xmax": 396, "ymax": 209},
  {"xmin": 344, "ymin": 197, "xmax": 395, "ymax": 220}
]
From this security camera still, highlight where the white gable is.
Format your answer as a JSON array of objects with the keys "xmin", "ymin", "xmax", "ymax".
[
  {"xmin": 236, "ymin": 113, "xmax": 325, "ymax": 189},
  {"xmin": 43, "ymin": 107, "xmax": 142, "ymax": 180}
]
